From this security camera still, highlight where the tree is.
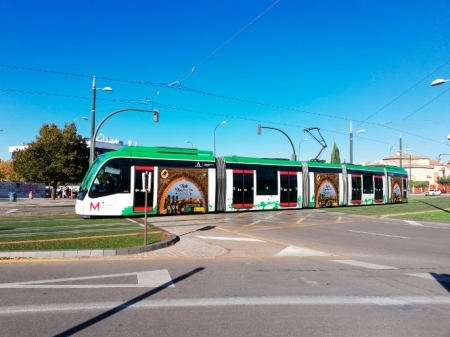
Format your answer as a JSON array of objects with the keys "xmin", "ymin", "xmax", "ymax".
[
  {"xmin": 12, "ymin": 123, "xmax": 89, "ymax": 199},
  {"xmin": 330, "ymin": 142, "xmax": 341, "ymax": 163},
  {"xmin": 437, "ymin": 176, "xmax": 450, "ymax": 193},
  {"xmin": 0, "ymin": 160, "xmax": 23, "ymax": 181},
  {"xmin": 411, "ymin": 180, "xmax": 429, "ymax": 193}
]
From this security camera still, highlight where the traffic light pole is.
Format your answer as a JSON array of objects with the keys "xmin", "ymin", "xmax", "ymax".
[
  {"xmin": 90, "ymin": 108, "xmax": 159, "ymax": 165},
  {"xmin": 257, "ymin": 124, "xmax": 297, "ymax": 160}
]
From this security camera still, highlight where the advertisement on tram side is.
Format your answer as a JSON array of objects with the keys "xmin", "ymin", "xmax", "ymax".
[
  {"xmin": 314, "ymin": 173, "xmax": 339, "ymax": 208},
  {"xmin": 156, "ymin": 167, "xmax": 209, "ymax": 214}
]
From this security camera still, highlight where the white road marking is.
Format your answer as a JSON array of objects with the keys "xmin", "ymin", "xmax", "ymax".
[
  {"xmin": 347, "ymin": 230, "xmax": 409, "ymax": 239},
  {"xmin": 384, "ymin": 221, "xmax": 450, "ymax": 230},
  {"xmin": 1, "ymin": 296, "xmax": 450, "ymax": 314},
  {"xmin": 330, "ymin": 260, "xmax": 398, "ymax": 270},
  {"xmin": 197, "ymin": 236, "xmax": 264, "ymax": 242},
  {"xmin": 0, "ymin": 270, "xmax": 174, "ymax": 289},
  {"xmin": 5, "ymin": 209, "xmax": 18, "ymax": 213},
  {"xmin": 405, "ymin": 273, "xmax": 450, "ymax": 283},
  {"xmin": 403, "ymin": 220, "xmax": 423, "ymax": 226},
  {"xmin": 276, "ymin": 246, "xmax": 332, "ymax": 257}
]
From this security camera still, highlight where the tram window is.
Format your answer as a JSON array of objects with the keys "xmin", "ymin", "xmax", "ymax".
[
  {"xmin": 362, "ymin": 175, "xmax": 373, "ymax": 193},
  {"xmin": 89, "ymin": 160, "xmax": 131, "ymax": 198},
  {"xmin": 256, "ymin": 170, "xmax": 277, "ymax": 195}
]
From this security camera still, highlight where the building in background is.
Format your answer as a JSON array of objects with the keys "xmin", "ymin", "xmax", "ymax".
[
  {"xmin": 363, "ymin": 151, "xmax": 443, "ymax": 190},
  {"xmin": 8, "ymin": 136, "xmax": 125, "ymax": 159}
]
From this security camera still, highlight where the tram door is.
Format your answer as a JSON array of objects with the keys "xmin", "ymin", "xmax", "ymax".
[
  {"xmin": 133, "ymin": 166, "xmax": 154, "ymax": 212},
  {"xmin": 374, "ymin": 176, "xmax": 383, "ymax": 202},
  {"xmin": 351, "ymin": 174, "xmax": 362, "ymax": 204},
  {"xmin": 402, "ymin": 177, "xmax": 408, "ymax": 202},
  {"xmin": 280, "ymin": 171, "xmax": 298, "ymax": 207},
  {"xmin": 232, "ymin": 170, "xmax": 254, "ymax": 208}
]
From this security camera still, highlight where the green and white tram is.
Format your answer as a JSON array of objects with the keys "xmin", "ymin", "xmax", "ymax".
[{"xmin": 75, "ymin": 146, "xmax": 408, "ymax": 217}]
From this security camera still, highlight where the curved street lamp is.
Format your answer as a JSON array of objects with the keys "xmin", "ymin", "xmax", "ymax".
[
  {"xmin": 186, "ymin": 140, "xmax": 194, "ymax": 148},
  {"xmin": 214, "ymin": 121, "xmax": 226, "ymax": 156},
  {"xmin": 298, "ymin": 138, "xmax": 308, "ymax": 161},
  {"xmin": 72, "ymin": 116, "xmax": 88, "ymax": 123},
  {"xmin": 431, "ymin": 78, "xmax": 450, "ymax": 86}
]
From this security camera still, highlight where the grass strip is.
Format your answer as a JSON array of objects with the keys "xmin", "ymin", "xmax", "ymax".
[
  {"xmin": 0, "ymin": 231, "xmax": 163, "ymax": 245},
  {"xmin": 0, "ymin": 228, "xmax": 160, "ymax": 243},
  {"xmin": 0, "ymin": 224, "xmax": 140, "ymax": 235},
  {"xmin": 0, "ymin": 232, "xmax": 166, "ymax": 251},
  {"xmin": 0, "ymin": 218, "xmax": 135, "ymax": 228},
  {"xmin": 323, "ymin": 196, "xmax": 450, "ymax": 218},
  {"xmin": 392, "ymin": 212, "xmax": 450, "ymax": 221}
]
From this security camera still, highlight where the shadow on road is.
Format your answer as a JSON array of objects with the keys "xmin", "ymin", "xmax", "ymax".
[
  {"xmin": 416, "ymin": 200, "xmax": 450, "ymax": 213},
  {"xmin": 179, "ymin": 225, "xmax": 216, "ymax": 236},
  {"xmin": 430, "ymin": 273, "xmax": 450, "ymax": 293},
  {"xmin": 53, "ymin": 267, "xmax": 205, "ymax": 337}
]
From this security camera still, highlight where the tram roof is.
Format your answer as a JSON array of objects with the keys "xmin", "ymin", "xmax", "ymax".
[{"xmin": 103, "ymin": 146, "xmax": 215, "ymax": 161}]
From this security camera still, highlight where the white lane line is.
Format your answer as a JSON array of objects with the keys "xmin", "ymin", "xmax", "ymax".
[
  {"xmin": 383, "ymin": 221, "xmax": 450, "ymax": 230},
  {"xmin": 403, "ymin": 220, "xmax": 423, "ymax": 226},
  {"xmin": 347, "ymin": 230, "xmax": 409, "ymax": 239},
  {"xmin": 197, "ymin": 236, "xmax": 265, "ymax": 242},
  {"xmin": 2, "ymin": 296, "xmax": 450, "ymax": 314},
  {"xmin": 330, "ymin": 260, "xmax": 398, "ymax": 270},
  {"xmin": 0, "ymin": 270, "xmax": 174, "ymax": 289},
  {"xmin": 5, "ymin": 209, "xmax": 18, "ymax": 213},
  {"xmin": 405, "ymin": 273, "xmax": 450, "ymax": 283},
  {"xmin": 276, "ymin": 246, "xmax": 332, "ymax": 257}
]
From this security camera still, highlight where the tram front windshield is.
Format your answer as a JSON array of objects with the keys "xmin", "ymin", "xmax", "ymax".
[{"xmin": 77, "ymin": 155, "xmax": 105, "ymax": 200}]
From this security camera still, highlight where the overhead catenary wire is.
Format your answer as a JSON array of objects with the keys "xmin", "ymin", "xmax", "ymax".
[
  {"xmin": 0, "ymin": 86, "xmax": 441, "ymax": 155},
  {"xmin": 150, "ymin": 0, "xmax": 281, "ymax": 102},
  {"xmin": 0, "ymin": 58, "xmax": 449, "ymax": 156},
  {"xmin": 175, "ymin": 0, "xmax": 281, "ymax": 85},
  {"xmin": 402, "ymin": 86, "xmax": 450, "ymax": 120},
  {"xmin": 357, "ymin": 59, "xmax": 450, "ymax": 126},
  {"xmin": 2, "ymin": 62, "xmax": 449, "ymax": 136}
]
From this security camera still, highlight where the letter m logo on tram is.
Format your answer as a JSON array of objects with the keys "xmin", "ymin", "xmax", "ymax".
[{"xmin": 90, "ymin": 202, "xmax": 100, "ymax": 211}]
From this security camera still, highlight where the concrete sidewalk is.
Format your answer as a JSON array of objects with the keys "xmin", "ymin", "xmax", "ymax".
[{"xmin": 0, "ymin": 197, "xmax": 77, "ymax": 208}]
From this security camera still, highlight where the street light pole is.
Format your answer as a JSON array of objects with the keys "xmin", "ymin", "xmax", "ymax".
[
  {"xmin": 349, "ymin": 120, "xmax": 365, "ymax": 164},
  {"xmin": 214, "ymin": 121, "xmax": 226, "ymax": 156},
  {"xmin": 90, "ymin": 76, "xmax": 113, "ymax": 165},
  {"xmin": 431, "ymin": 78, "xmax": 450, "ymax": 147},
  {"xmin": 298, "ymin": 138, "xmax": 308, "ymax": 161},
  {"xmin": 406, "ymin": 148, "xmax": 412, "ymax": 193},
  {"xmin": 186, "ymin": 140, "xmax": 194, "ymax": 148}
]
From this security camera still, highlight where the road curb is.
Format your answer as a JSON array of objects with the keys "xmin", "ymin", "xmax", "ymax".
[
  {"xmin": 0, "ymin": 233, "xmax": 180, "ymax": 260},
  {"xmin": 116, "ymin": 234, "xmax": 180, "ymax": 255}
]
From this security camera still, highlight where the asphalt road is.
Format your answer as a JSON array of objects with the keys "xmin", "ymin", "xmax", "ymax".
[{"xmin": 1, "ymin": 210, "xmax": 450, "ymax": 336}]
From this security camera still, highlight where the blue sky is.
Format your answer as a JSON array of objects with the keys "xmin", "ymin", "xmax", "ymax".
[{"xmin": 1, "ymin": 0, "xmax": 450, "ymax": 164}]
